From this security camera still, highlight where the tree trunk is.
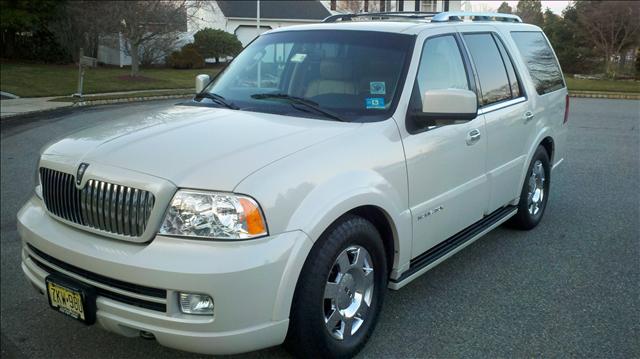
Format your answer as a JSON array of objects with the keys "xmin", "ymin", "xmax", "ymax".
[
  {"xmin": 604, "ymin": 50, "xmax": 613, "ymax": 78},
  {"xmin": 130, "ymin": 43, "xmax": 140, "ymax": 77}
]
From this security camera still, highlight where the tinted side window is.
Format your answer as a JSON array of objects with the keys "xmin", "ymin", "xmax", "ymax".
[
  {"xmin": 511, "ymin": 31, "xmax": 564, "ymax": 95},
  {"xmin": 494, "ymin": 35, "xmax": 522, "ymax": 98},
  {"xmin": 416, "ymin": 35, "xmax": 469, "ymax": 94},
  {"xmin": 463, "ymin": 33, "xmax": 511, "ymax": 106},
  {"xmin": 407, "ymin": 35, "xmax": 470, "ymax": 132}
]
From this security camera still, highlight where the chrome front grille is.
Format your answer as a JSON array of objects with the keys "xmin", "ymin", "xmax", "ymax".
[{"xmin": 40, "ymin": 167, "xmax": 155, "ymax": 237}]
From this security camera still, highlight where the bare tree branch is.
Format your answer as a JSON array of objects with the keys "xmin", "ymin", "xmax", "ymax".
[{"xmin": 578, "ymin": 1, "xmax": 640, "ymax": 77}]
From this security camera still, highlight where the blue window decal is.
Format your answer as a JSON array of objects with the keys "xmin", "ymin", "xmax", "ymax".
[{"xmin": 365, "ymin": 97, "xmax": 385, "ymax": 109}]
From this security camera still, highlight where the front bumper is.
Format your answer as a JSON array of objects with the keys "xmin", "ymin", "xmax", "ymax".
[{"xmin": 18, "ymin": 196, "xmax": 313, "ymax": 355}]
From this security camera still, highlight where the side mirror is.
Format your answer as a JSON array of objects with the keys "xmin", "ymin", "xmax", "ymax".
[
  {"xmin": 195, "ymin": 74, "xmax": 210, "ymax": 93},
  {"xmin": 417, "ymin": 89, "xmax": 478, "ymax": 124}
]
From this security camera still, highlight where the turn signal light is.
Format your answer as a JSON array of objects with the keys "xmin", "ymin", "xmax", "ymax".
[{"xmin": 239, "ymin": 198, "xmax": 267, "ymax": 235}]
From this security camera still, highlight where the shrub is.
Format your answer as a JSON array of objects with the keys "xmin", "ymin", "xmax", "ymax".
[
  {"xmin": 193, "ymin": 28, "xmax": 243, "ymax": 63},
  {"xmin": 167, "ymin": 43, "xmax": 205, "ymax": 69}
]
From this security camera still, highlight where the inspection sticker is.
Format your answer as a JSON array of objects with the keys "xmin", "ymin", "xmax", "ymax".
[
  {"xmin": 365, "ymin": 97, "xmax": 385, "ymax": 109},
  {"xmin": 290, "ymin": 53, "xmax": 307, "ymax": 62},
  {"xmin": 370, "ymin": 81, "xmax": 386, "ymax": 95}
]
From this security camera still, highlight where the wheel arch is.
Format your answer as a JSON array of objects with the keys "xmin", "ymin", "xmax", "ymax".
[
  {"xmin": 518, "ymin": 131, "xmax": 556, "ymax": 193},
  {"xmin": 272, "ymin": 193, "xmax": 411, "ymax": 322},
  {"xmin": 275, "ymin": 203, "xmax": 403, "ymax": 322},
  {"xmin": 344, "ymin": 205, "xmax": 398, "ymax": 276},
  {"xmin": 540, "ymin": 136, "xmax": 555, "ymax": 164}
]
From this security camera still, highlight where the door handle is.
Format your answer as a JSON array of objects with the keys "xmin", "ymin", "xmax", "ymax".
[
  {"xmin": 466, "ymin": 129, "xmax": 481, "ymax": 145},
  {"xmin": 524, "ymin": 111, "xmax": 535, "ymax": 123}
]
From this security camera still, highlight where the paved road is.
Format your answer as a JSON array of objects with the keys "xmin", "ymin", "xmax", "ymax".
[{"xmin": 1, "ymin": 98, "xmax": 639, "ymax": 358}]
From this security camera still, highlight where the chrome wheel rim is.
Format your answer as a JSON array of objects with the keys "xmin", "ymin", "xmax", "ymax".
[
  {"xmin": 527, "ymin": 160, "xmax": 546, "ymax": 216},
  {"xmin": 323, "ymin": 245, "xmax": 374, "ymax": 341}
]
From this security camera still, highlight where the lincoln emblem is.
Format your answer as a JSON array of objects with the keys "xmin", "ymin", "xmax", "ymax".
[{"xmin": 76, "ymin": 163, "xmax": 89, "ymax": 186}]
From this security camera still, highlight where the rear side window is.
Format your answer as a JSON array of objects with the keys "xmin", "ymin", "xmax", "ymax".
[
  {"xmin": 463, "ymin": 33, "xmax": 511, "ymax": 106},
  {"xmin": 494, "ymin": 36, "xmax": 522, "ymax": 98},
  {"xmin": 511, "ymin": 31, "xmax": 564, "ymax": 95}
]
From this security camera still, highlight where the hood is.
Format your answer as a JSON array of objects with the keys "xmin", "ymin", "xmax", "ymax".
[{"xmin": 43, "ymin": 105, "xmax": 358, "ymax": 190}]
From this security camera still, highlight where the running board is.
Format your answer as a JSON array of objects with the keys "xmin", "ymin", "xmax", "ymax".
[{"xmin": 389, "ymin": 205, "xmax": 517, "ymax": 290}]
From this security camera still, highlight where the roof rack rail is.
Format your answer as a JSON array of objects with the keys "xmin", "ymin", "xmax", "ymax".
[
  {"xmin": 431, "ymin": 12, "xmax": 522, "ymax": 23},
  {"xmin": 323, "ymin": 11, "xmax": 438, "ymax": 23},
  {"xmin": 323, "ymin": 11, "xmax": 523, "ymax": 24}
]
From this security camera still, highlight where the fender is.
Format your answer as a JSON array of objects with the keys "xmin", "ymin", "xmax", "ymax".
[
  {"xmin": 254, "ymin": 170, "xmax": 412, "ymax": 321},
  {"xmin": 234, "ymin": 119, "xmax": 411, "ymax": 320},
  {"xmin": 270, "ymin": 180, "xmax": 412, "ymax": 319},
  {"xmin": 298, "ymin": 172, "xmax": 411, "ymax": 266}
]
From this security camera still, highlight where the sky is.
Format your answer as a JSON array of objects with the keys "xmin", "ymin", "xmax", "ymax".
[{"xmin": 467, "ymin": 1, "xmax": 572, "ymax": 15}]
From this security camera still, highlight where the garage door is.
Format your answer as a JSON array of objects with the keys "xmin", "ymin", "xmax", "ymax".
[{"xmin": 235, "ymin": 26, "xmax": 271, "ymax": 47}]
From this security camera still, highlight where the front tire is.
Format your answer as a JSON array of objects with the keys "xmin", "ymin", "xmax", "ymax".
[
  {"xmin": 286, "ymin": 215, "xmax": 387, "ymax": 358},
  {"xmin": 508, "ymin": 146, "xmax": 551, "ymax": 230}
]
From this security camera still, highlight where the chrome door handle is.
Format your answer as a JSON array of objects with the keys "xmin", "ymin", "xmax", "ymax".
[
  {"xmin": 524, "ymin": 111, "xmax": 535, "ymax": 122},
  {"xmin": 466, "ymin": 129, "xmax": 481, "ymax": 145}
]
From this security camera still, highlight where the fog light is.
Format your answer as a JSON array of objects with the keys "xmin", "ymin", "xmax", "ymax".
[{"xmin": 179, "ymin": 292, "xmax": 214, "ymax": 315}]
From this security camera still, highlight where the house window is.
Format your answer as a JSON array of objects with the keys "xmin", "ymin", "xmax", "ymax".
[{"xmin": 421, "ymin": 0, "xmax": 438, "ymax": 12}]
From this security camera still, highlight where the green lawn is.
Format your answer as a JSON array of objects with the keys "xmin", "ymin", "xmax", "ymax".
[
  {"xmin": 1, "ymin": 62, "xmax": 220, "ymax": 97},
  {"xmin": 565, "ymin": 77, "xmax": 640, "ymax": 93},
  {"xmin": 2, "ymin": 62, "xmax": 639, "ymax": 98}
]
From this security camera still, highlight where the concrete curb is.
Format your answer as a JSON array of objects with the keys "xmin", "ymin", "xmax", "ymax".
[
  {"xmin": 569, "ymin": 91, "xmax": 639, "ymax": 100},
  {"xmin": 1, "ymin": 94, "xmax": 193, "ymax": 121},
  {"xmin": 73, "ymin": 93, "xmax": 193, "ymax": 106}
]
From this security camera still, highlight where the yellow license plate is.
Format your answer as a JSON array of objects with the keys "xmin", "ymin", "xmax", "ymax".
[{"xmin": 47, "ymin": 281, "xmax": 86, "ymax": 321}]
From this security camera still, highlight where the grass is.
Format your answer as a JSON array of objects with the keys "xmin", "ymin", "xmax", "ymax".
[
  {"xmin": 2, "ymin": 62, "xmax": 638, "ymax": 98},
  {"xmin": 566, "ymin": 76, "xmax": 640, "ymax": 93},
  {"xmin": 0, "ymin": 62, "xmax": 220, "ymax": 97}
]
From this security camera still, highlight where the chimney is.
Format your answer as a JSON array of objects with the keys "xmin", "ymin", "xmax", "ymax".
[{"xmin": 330, "ymin": 0, "xmax": 336, "ymax": 10}]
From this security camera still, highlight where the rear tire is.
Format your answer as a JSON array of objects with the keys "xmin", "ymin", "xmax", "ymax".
[
  {"xmin": 508, "ymin": 146, "xmax": 551, "ymax": 230},
  {"xmin": 285, "ymin": 215, "xmax": 387, "ymax": 358}
]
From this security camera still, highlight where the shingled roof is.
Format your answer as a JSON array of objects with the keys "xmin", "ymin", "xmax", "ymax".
[{"xmin": 216, "ymin": 0, "xmax": 331, "ymax": 21}]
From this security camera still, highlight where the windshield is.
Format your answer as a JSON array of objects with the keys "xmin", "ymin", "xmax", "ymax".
[{"xmin": 202, "ymin": 30, "xmax": 415, "ymax": 122}]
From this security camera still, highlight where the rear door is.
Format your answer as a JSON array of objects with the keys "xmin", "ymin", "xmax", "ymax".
[
  {"xmin": 460, "ymin": 28, "xmax": 531, "ymax": 212},
  {"xmin": 402, "ymin": 32, "xmax": 489, "ymax": 258},
  {"xmin": 510, "ymin": 30, "xmax": 569, "ymax": 167}
]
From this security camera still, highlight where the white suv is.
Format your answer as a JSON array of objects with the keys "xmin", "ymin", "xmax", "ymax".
[{"xmin": 18, "ymin": 12, "xmax": 568, "ymax": 358}]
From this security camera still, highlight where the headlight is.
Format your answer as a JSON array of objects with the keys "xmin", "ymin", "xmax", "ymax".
[{"xmin": 159, "ymin": 190, "xmax": 268, "ymax": 240}]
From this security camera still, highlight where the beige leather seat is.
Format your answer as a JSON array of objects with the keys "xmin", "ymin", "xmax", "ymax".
[{"xmin": 305, "ymin": 61, "xmax": 356, "ymax": 98}]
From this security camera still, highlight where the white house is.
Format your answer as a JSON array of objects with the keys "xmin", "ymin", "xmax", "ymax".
[
  {"xmin": 189, "ymin": 1, "xmax": 462, "ymax": 47},
  {"xmin": 97, "ymin": 0, "xmax": 462, "ymax": 66},
  {"xmin": 190, "ymin": 1, "xmax": 332, "ymax": 47},
  {"xmin": 322, "ymin": 0, "xmax": 461, "ymax": 13}
]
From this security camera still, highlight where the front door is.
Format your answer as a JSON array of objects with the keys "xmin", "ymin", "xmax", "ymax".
[{"xmin": 402, "ymin": 33, "xmax": 489, "ymax": 258}]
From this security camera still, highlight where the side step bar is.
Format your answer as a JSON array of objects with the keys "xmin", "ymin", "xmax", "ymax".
[{"xmin": 389, "ymin": 205, "xmax": 517, "ymax": 290}]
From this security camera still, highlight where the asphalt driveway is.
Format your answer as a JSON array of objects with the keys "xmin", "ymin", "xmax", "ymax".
[{"xmin": 1, "ymin": 98, "xmax": 638, "ymax": 358}]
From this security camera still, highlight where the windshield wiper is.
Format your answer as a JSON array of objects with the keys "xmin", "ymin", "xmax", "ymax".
[
  {"xmin": 251, "ymin": 93, "xmax": 346, "ymax": 122},
  {"xmin": 195, "ymin": 92, "xmax": 239, "ymax": 109}
]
